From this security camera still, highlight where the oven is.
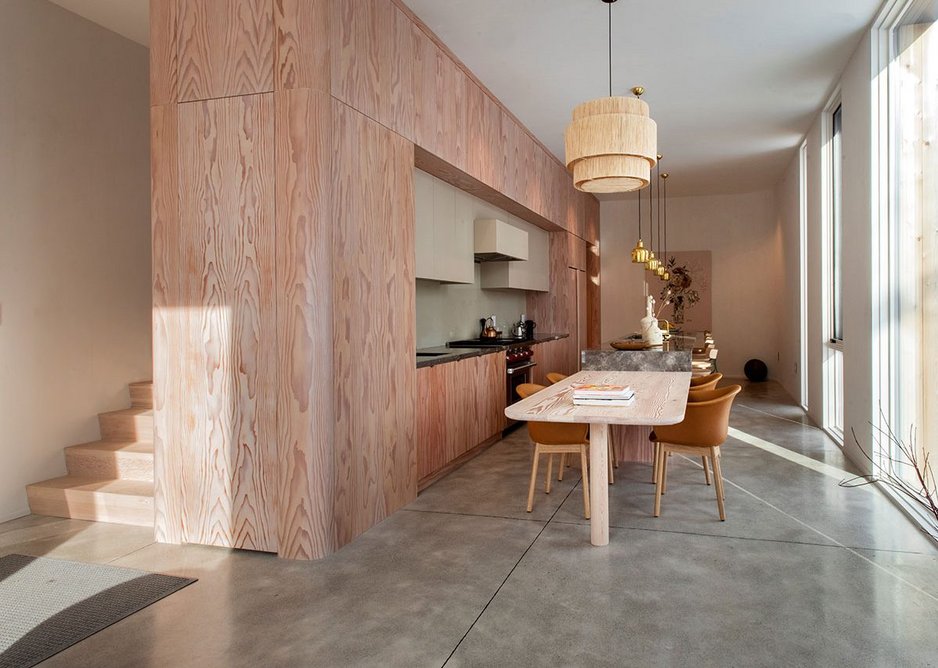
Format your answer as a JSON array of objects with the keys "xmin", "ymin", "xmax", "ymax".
[{"xmin": 505, "ymin": 345, "xmax": 536, "ymax": 429}]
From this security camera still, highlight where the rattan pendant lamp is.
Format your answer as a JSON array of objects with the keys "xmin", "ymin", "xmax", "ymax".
[{"xmin": 564, "ymin": 0, "xmax": 658, "ymax": 194}]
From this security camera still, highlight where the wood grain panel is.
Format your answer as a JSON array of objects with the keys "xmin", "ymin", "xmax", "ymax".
[
  {"xmin": 178, "ymin": 94, "xmax": 278, "ymax": 552},
  {"xmin": 275, "ymin": 89, "xmax": 335, "ymax": 559},
  {"xmin": 332, "ymin": 101, "xmax": 416, "ymax": 547},
  {"xmin": 151, "ymin": 104, "xmax": 183, "ymax": 544},
  {"xmin": 275, "ymin": 0, "xmax": 330, "ymax": 91},
  {"xmin": 150, "ymin": 0, "xmax": 178, "ymax": 106},
  {"xmin": 413, "ymin": 29, "xmax": 467, "ymax": 168},
  {"xmin": 178, "ymin": 0, "xmax": 274, "ymax": 102},
  {"xmin": 416, "ymin": 364, "xmax": 447, "ymax": 479},
  {"xmin": 586, "ymin": 198, "xmax": 602, "ymax": 349},
  {"xmin": 466, "ymin": 82, "xmax": 500, "ymax": 192}
]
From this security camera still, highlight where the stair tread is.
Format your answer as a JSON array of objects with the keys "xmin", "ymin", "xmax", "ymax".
[
  {"xmin": 66, "ymin": 440, "xmax": 153, "ymax": 455},
  {"xmin": 99, "ymin": 407, "xmax": 153, "ymax": 418},
  {"xmin": 27, "ymin": 476, "xmax": 153, "ymax": 496}
]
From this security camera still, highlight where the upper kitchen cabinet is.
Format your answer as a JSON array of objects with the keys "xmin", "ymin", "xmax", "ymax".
[
  {"xmin": 480, "ymin": 221, "xmax": 549, "ymax": 292},
  {"xmin": 415, "ymin": 170, "xmax": 474, "ymax": 284}
]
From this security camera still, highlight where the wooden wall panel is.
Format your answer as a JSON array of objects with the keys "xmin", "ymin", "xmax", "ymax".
[
  {"xmin": 178, "ymin": 0, "xmax": 274, "ymax": 102},
  {"xmin": 586, "ymin": 198, "xmax": 602, "ymax": 348},
  {"xmin": 332, "ymin": 101, "xmax": 416, "ymax": 546},
  {"xmin": 275, "ymin": 0, "xmax": 331, "ymax": 92},
  {"xmin": 150, "ymin": 0, "xmax": 177, "ymax": 106},
  {"xmin": 177, "ymin": 94, "xmax": 278, "ymax": 552},
  {"xmin": 151, "ymin": 104, "xmax": 183, "ymax": 544},
  {"xmin": 274, "ymin": 89, "xmax": 336, "ymax": 559}
]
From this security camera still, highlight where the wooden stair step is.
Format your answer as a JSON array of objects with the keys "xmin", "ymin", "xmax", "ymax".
[
  {"xmin": 98, "ymin": 407, "xmax": 153, "ymax": 442},
  {"xmin": 128, "ymin": 381, "xmax": 153, "ymax": 408},
  {"xmin": 65, "ymin": 441, "xmax": 154, "ymax": 482},
  {"xmin": 26, "ymin": 476, "xmax": 153, "ymax": 527}
]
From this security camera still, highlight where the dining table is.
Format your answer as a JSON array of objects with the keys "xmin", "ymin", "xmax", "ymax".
[{"xmin": 505, "ymin": 370, "xmax": 691, "ymax": 546}]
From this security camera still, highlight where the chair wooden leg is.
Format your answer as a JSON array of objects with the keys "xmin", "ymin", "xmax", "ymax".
[
  {"xmin": 702, "ymin": 456, "xmax": 712, "ymax": 485},
  {"xmin": 580, "ymin": 446, "xmax": 591, "ymax": 519},
  {"xmin": 711, "ymin": 446, "xmax": 726, "ymax": 521},
  {"xmin": 526, "ymin": 444, "xmax": 540, "ymax": 512},
  {"xmin": 558, "ymin": 453, "xmax": 565, "ymax": 481},
  {"xmin": 652, "ymin": 442, "xmax": 660, "ymax": 483},
  {"xmin": 545, "ymin": 454, "xmax": 554, "ymax": 494},
  {"xmin": 661, "ymin": 447, "xmax": 669, "ymax": 495},
  {"xmin": 654, "ymin": 444, "xmax": 665, "ymax": 517},
  {"xmin": 607, "ymin": 442, "xmax": 614, "ymax": 485}
]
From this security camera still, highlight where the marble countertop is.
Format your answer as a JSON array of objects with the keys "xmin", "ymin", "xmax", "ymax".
[{"xmin": 416, "ymin": 333, "xmax": 569, "ymax": 368}]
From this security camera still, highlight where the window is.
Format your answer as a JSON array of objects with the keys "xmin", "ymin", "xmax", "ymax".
[
  {"xmin": 799, "ymin": 141, "xmax": 808, "ymax": 410},
  {"xmin": 873, "ymin": 0, "xmax": 937, "ymax": 527},
  {"xmin": 824, "ymin": 100, "xmax": 845, "ymax": 440},
  {"xmin": 830, "ymin": 106, "xmax": 844, "ymax": 344}
]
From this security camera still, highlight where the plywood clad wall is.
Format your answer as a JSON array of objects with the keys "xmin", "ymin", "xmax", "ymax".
[
  {"xmin": 150, "ymin": 104, "xmax": 183, "ymax": 544},
  {"xmin": 332, "ymin": 101, "xmax": 416, "ymax": 546},
  {"xmin": 176, "ymin": 94, "xmax": 279, "ymax": 552},
  {"xmin": 274, "ymin": 89, "xmax": 336, "ymax": 559},
  {"xmin": 177, "ymin": 0, "xmax": 275, "ymax": 102},
  {"xmin": 151, "ymin": 0, "xmax": 599, "ymax": 559}
]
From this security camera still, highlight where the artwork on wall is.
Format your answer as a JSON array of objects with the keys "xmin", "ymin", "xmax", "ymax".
[{"xmin": 658, "ymin": 250, "xmax": 712, "ymax": 331}]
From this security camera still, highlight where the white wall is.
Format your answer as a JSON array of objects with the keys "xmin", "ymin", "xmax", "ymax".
[
  {"xmin": 600, "ymin": 189, "xmax": 782, "ymax": 379},
  {"xmin": 775, "ymin": 32, "xmax": 874, "ymax": 467},
  {"xmin": 0, "ymin": 1, "xmax": 151, "ymax": 521},
  {"xmin": 775, "ymin": 151, "xmax": 803, "ymax": 402}
]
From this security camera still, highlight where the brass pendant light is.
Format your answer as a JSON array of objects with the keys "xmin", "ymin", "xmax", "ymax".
[
  {"xmin": 630, "ymin": 175, "xmax": 649, "ymax": 263},
  {"xmin": 655, "ymin": 169, "xmax": 667, "ymax": 279},
  {"xmin": 564, "ymin": 0, "xmax": 658, "ymax": 193},
  {"xmin": 645, "ymin": 156, "xmax": 661, "ymax": 272},
  {"xmin": 660, "ymin": 172, "xmax": 671, "ymax": 281}
]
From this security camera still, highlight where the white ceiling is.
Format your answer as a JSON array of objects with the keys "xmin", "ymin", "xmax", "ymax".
[
  {"xmin": 403, "ymin": 0, "xmax": 883, "ymax": 197},
  {"xmin": 50, "ymin": 0, "xmax": 884, "ymax": 197}
]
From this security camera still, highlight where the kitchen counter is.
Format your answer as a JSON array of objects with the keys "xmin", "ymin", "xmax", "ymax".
[{"xmin": 416, "ymin": 333, "xmax": 568, "ymax": 368}]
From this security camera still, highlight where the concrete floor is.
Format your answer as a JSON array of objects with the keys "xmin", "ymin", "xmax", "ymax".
[{"xmin": 2, "ymin": 381, "xmax": 937, "ymax": 666}]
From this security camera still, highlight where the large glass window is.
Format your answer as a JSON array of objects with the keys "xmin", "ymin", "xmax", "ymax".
[
  {"xmin": 825, "ymin": 103, "xmax": 845, "ymax": 439},
  {"xmin": 831, "ymin": 106, "xmax": 844, "ymax": 344},
  {"xmin": 875, "ymin": 0, "xmax": 937, "ymax": 522}
]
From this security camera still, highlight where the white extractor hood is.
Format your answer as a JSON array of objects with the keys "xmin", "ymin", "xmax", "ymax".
[{"xmin": 474, "ymin": 219, "xmax": 529, "ymax": 263}]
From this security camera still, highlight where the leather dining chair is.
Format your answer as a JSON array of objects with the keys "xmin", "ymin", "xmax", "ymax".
[
  {"xmin": 517, "ymin": 383, "xmax": 591, "ymax": 518},
  {"xmin": 546, "ymin": 372, "xmax": 567, "ymax": 385},
  {"xmin": 689, "ymin": 372, "xmax": 722, "ymax": 392},
  {"xmin": 651, "ymin": 385, "xmax": 742, "ymax": 520}
]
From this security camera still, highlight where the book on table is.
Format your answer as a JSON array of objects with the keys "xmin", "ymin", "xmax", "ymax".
[
  {"xmin": 571, "ymin": 384, "xmax": 634, "ymax": 399},
  {"xmin": 572, "ymin": 396, "xmax": 635, "ymax": 407}
]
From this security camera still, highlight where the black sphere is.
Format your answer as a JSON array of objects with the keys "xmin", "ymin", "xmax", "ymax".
[{"xmin": 744, "ymin": 359, "xmax": 768, "ymax": 382}]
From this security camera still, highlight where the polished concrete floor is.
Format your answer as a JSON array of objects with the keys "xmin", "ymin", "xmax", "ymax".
[{"xmin": 2, "ymin": 381, "xmax": 937, "ymax": 666}]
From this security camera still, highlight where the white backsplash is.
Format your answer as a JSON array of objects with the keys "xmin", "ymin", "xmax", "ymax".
[{"xmin": 416, "ymin": 265, "xmax": 527, "ymax": 348}]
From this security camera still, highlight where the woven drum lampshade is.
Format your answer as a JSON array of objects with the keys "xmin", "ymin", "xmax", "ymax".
[{"xmin": 564, "ymin": 92, "xmax": 658, "ymax": 193}]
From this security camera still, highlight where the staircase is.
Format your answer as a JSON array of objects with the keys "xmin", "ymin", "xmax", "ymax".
[{"xmin": 26, "ymin": 381, "xmax": 155, "ymax": 527}]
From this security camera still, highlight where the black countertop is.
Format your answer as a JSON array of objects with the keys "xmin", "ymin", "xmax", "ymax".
[{"xmin": 416, "ymin": 333, "xmax": 568, "ymax": 368}]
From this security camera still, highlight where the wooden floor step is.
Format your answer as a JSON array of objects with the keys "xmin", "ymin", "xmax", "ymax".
[
  {"xmin": 26, "ymin": 476, "xmax": 153, "ymax": 527},
  {"xmin": 65, "ymin": 441, "xmax": 154, "ymax": 482},
  {"xmin": 128, "ymin": 381, "xmax": 153, "ymax": 408},
  {"xmin": 98, "ymin": 407, "xmax": 153, "ymax": 442}
]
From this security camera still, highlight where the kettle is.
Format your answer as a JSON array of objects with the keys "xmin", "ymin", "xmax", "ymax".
[{"xmin": 480, "ymin": 317, "xmax": 499, "ymax": 339}]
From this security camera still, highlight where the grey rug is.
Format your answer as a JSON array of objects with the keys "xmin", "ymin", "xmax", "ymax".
[{"xmin": 0, "ymin": 554, "xmax": 195, "ymax": 668}]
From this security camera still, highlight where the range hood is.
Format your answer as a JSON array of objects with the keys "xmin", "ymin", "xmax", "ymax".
[{"xmin": 474, "ymin": 219, "xmax": 529, "ymax": 263}]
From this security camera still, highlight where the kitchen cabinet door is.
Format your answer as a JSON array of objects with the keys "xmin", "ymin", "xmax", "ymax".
[{"xmin": 413, "ymin": 170, "xmax": 474, "ymax": 284}]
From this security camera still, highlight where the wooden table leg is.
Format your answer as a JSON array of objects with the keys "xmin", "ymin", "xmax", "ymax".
[{"xmin": 589, "ymin": 422, "xmax": 609, "ymax": 546}]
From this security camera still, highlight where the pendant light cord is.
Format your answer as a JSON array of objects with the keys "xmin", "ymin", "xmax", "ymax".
[{"xmin": 608, "ymin": 1, "xmax": 612, "ymax": 97}]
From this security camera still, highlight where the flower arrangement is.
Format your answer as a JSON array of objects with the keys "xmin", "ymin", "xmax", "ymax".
[{"xmin": 659, "ymin": 257, "xmax": 700, "ymax": 325}]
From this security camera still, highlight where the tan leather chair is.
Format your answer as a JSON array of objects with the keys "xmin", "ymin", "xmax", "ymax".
[
  {"xmin": 651, "ymin": 385, "xmax": 741, "ymax": 520},
  {"xmin": 689, "ymin": 372, "xmax": 722, "ymax": 392},
  {"xmin": 517, "ymin": 383, "xmax": 591, "ymax": 518},
  {"xmin": 544, "ymin": 371, "xmax": 615, "ymax": 483}
]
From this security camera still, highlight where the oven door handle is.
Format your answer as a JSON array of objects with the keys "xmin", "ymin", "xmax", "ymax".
[{"xmin": 506, "ymin": 361, "xmax": 537, "ymax": 375}]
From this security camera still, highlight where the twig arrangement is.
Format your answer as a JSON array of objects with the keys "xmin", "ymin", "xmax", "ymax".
[{"xmin": 840, "ymin": 414, "xmax": 938, "ymax": 537}]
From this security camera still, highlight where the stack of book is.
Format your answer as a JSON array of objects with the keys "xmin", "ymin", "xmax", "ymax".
[{"xmin": 571, "ymin": 383, "xmax": 635, "ymax": 407}]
